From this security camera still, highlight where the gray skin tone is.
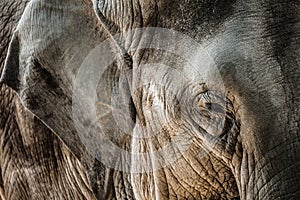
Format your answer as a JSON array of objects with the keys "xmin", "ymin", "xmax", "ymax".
[
  {"xmin": 0, "ymin": 0, "xmax": 300, "ymax": 200},
  {"xmin": 0, "ymin": 1, "xmax": 96, "ymax": 199}
]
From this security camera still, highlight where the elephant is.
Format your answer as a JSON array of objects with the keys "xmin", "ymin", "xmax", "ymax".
[{"xmin": 0, "ymin": 0, "xmax": 299, "ymax": 199}]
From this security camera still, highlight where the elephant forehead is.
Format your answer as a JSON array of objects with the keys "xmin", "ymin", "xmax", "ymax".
[{"xmin": 93, "ymin": 0, "xmax": 236, "ymax": 35}]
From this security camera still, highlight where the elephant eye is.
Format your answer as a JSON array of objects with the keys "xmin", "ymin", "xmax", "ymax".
[
  {"xmin": 190, "ymin": 89, "xmax": 231, "ymax": 137},
  {"xmin": 196, "ymin": 90, "xmax": 226, "ymax": 113},
  {"xmin": 201, "ymin": 102, "xmax": 224, "ymax": 114}
]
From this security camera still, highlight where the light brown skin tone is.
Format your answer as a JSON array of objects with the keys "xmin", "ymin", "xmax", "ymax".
[{"xmin": 0, "ymin": 0, "xmax": 300, "ymax": 199}]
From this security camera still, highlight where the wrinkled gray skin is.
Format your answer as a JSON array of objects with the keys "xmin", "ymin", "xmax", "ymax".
[
  {"xmin": 0, "ymin": 1, "xmax": 97, "ymax": 199},
  {"xmin": 0, "ymin": 0, "xmax": 299, "ymax": 199}
]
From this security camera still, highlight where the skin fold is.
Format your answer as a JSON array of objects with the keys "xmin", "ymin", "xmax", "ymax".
[{"xmin": 0, "ymin": 0, "xmax": 299, "ymax": 199}]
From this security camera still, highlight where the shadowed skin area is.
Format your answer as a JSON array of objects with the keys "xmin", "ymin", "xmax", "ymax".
[{"xmin": 0, "ymin": 0, "xmax": 300, "ymax": 200}]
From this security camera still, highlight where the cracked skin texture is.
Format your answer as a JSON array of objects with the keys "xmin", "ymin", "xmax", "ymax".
[{"xmin": 0, "ymin": 0, "xmax": 300, "ymax": 199}]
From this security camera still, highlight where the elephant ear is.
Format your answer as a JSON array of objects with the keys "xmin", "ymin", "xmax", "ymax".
[{"xmin": 0, "ymin": 0, "xmax": 107, "ymax": 162}]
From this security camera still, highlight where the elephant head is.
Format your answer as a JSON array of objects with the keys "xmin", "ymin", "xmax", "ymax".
[{"xmin": 1, "ymin": 0, "xmax": 299, "ymax": 199}]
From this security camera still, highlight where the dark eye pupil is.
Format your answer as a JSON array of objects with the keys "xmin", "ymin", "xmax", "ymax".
[{"xmin": 205, "ymin": 102, "xmax": 212, "ymax": 110}]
